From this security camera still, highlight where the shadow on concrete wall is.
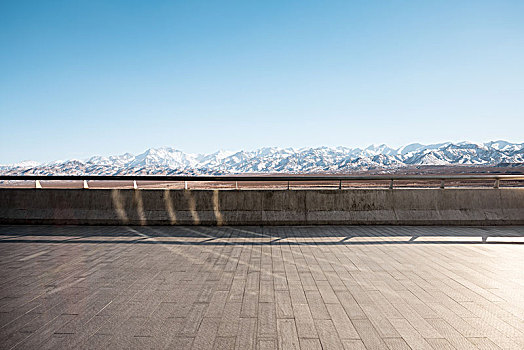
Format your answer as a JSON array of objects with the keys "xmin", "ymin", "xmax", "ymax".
[{"xmin": 109, "ymin": 189, "xmax": 223, "ymax": 226}]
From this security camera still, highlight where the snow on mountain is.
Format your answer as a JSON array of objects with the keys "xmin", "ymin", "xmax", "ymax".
[
  {"xmin": 2, "ymin": 141, "xmax": 523, "ymax": 175},
  {"xmin": 7, "ymin": 160, "xmax": 41, "ymax": 168},
  {"xmin": 362, "ymin": 144, "xmax": 398, "ymax": 156},
  {"xmin": 87, "ymin": 153, "xmax": 135, "ymax": 166},
  {"xmin": 128, "ymin": 147, "xmax": 199, "ymax": 169},
  {"xmin": 486, "ymin": 140, "xmax": 524, "ymax": 152}
]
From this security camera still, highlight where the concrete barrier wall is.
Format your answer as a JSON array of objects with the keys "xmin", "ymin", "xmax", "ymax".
[{"xmin": 1, "ymin": 188, "xmax": 523, "ymax": 225}]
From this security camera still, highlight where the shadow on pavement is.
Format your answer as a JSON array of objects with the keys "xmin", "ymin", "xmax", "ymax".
[{"xmin": 0, "ymin": 225, "xmax": 523, "ymax": 245}]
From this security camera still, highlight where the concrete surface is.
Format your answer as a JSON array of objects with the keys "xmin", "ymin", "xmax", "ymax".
[
  {"xmin": 0, "ymin": 225, "xmax": 524, "ymax": 349},
  {"xmin": 1, "ymin": 188, "xmax": 523, "ymax": 225}
]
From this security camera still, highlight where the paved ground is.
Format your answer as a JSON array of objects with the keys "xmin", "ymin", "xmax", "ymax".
[{"xmin": 1, "ymin": 226, "xmax": 524, "ymax": 350}]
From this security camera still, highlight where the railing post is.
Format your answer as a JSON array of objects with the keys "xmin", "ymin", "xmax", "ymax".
[
  {"xmin": 389, "ymin": 179, "xmax": 394, "ymax": 190},
  {"xmin": 83, "ymin": 180, "xmax": 89, "ymax": 189},
  {"xmin": 133, "ymin": 180, "xmax": 138, "ymax": 190},
  {"xmin": 184, "ymin": 181, "xmax": 188, "ymax": 190},
  {"xmin": 287, "ymin": 181, "xmax": 290, "ymax": 190},
  {"xmin": 235, "ymin": 181, "xmax": 238, "ymax": 190},
  {"xmin": 35, "ymin": 180, "xmax": 42, "ymax": 189},
  {"xmin": 494, "ymin": 179, "xmax": 500, "ymax": 189},
  {"xmin": 339, "ymin": 180, "xmax": 342, "ymax": 190},
  {"xmin": 440, "ymin": 180, "xmax": 445, "ymax": 189}
]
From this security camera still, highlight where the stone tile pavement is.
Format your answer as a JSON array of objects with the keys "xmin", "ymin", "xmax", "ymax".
[{"xmin": 0, "ymin": 225, "xmax": 524, "ymax": 349}]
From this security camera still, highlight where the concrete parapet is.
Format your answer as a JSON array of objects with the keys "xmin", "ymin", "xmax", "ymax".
[{"xmin": 1, "ymin": 188, "xmax": 523, "ymax": 225}]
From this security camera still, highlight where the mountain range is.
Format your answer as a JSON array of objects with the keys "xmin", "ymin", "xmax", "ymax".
[{"xmin": 2, "ymin": 141, "xmax": 523, "ymax": 175}]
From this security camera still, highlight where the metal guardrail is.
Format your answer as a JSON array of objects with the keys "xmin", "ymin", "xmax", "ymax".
[{"xmin": 1, "ymin": 174, "xmax": 524, "ymax": 189}]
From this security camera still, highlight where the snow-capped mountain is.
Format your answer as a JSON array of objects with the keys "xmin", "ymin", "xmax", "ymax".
[{"xmin": 2, "ymin": 141, "xmax": 523, "ymax": 175}]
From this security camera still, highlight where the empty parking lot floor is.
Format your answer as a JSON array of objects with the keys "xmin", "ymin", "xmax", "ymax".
[{"xmin": 1, "ymin": 225, "xmax": 524, "ymax": 349}]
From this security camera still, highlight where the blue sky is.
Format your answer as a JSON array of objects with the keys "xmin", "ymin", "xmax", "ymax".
[{"xmin": 1, "ymin": 0, "xmax": 523, "ymax": 163}]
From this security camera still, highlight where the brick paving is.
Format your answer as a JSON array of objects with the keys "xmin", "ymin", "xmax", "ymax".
[{"xmin": 0, "ymin": 225, "xmax": 524, "ymax": 349}]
